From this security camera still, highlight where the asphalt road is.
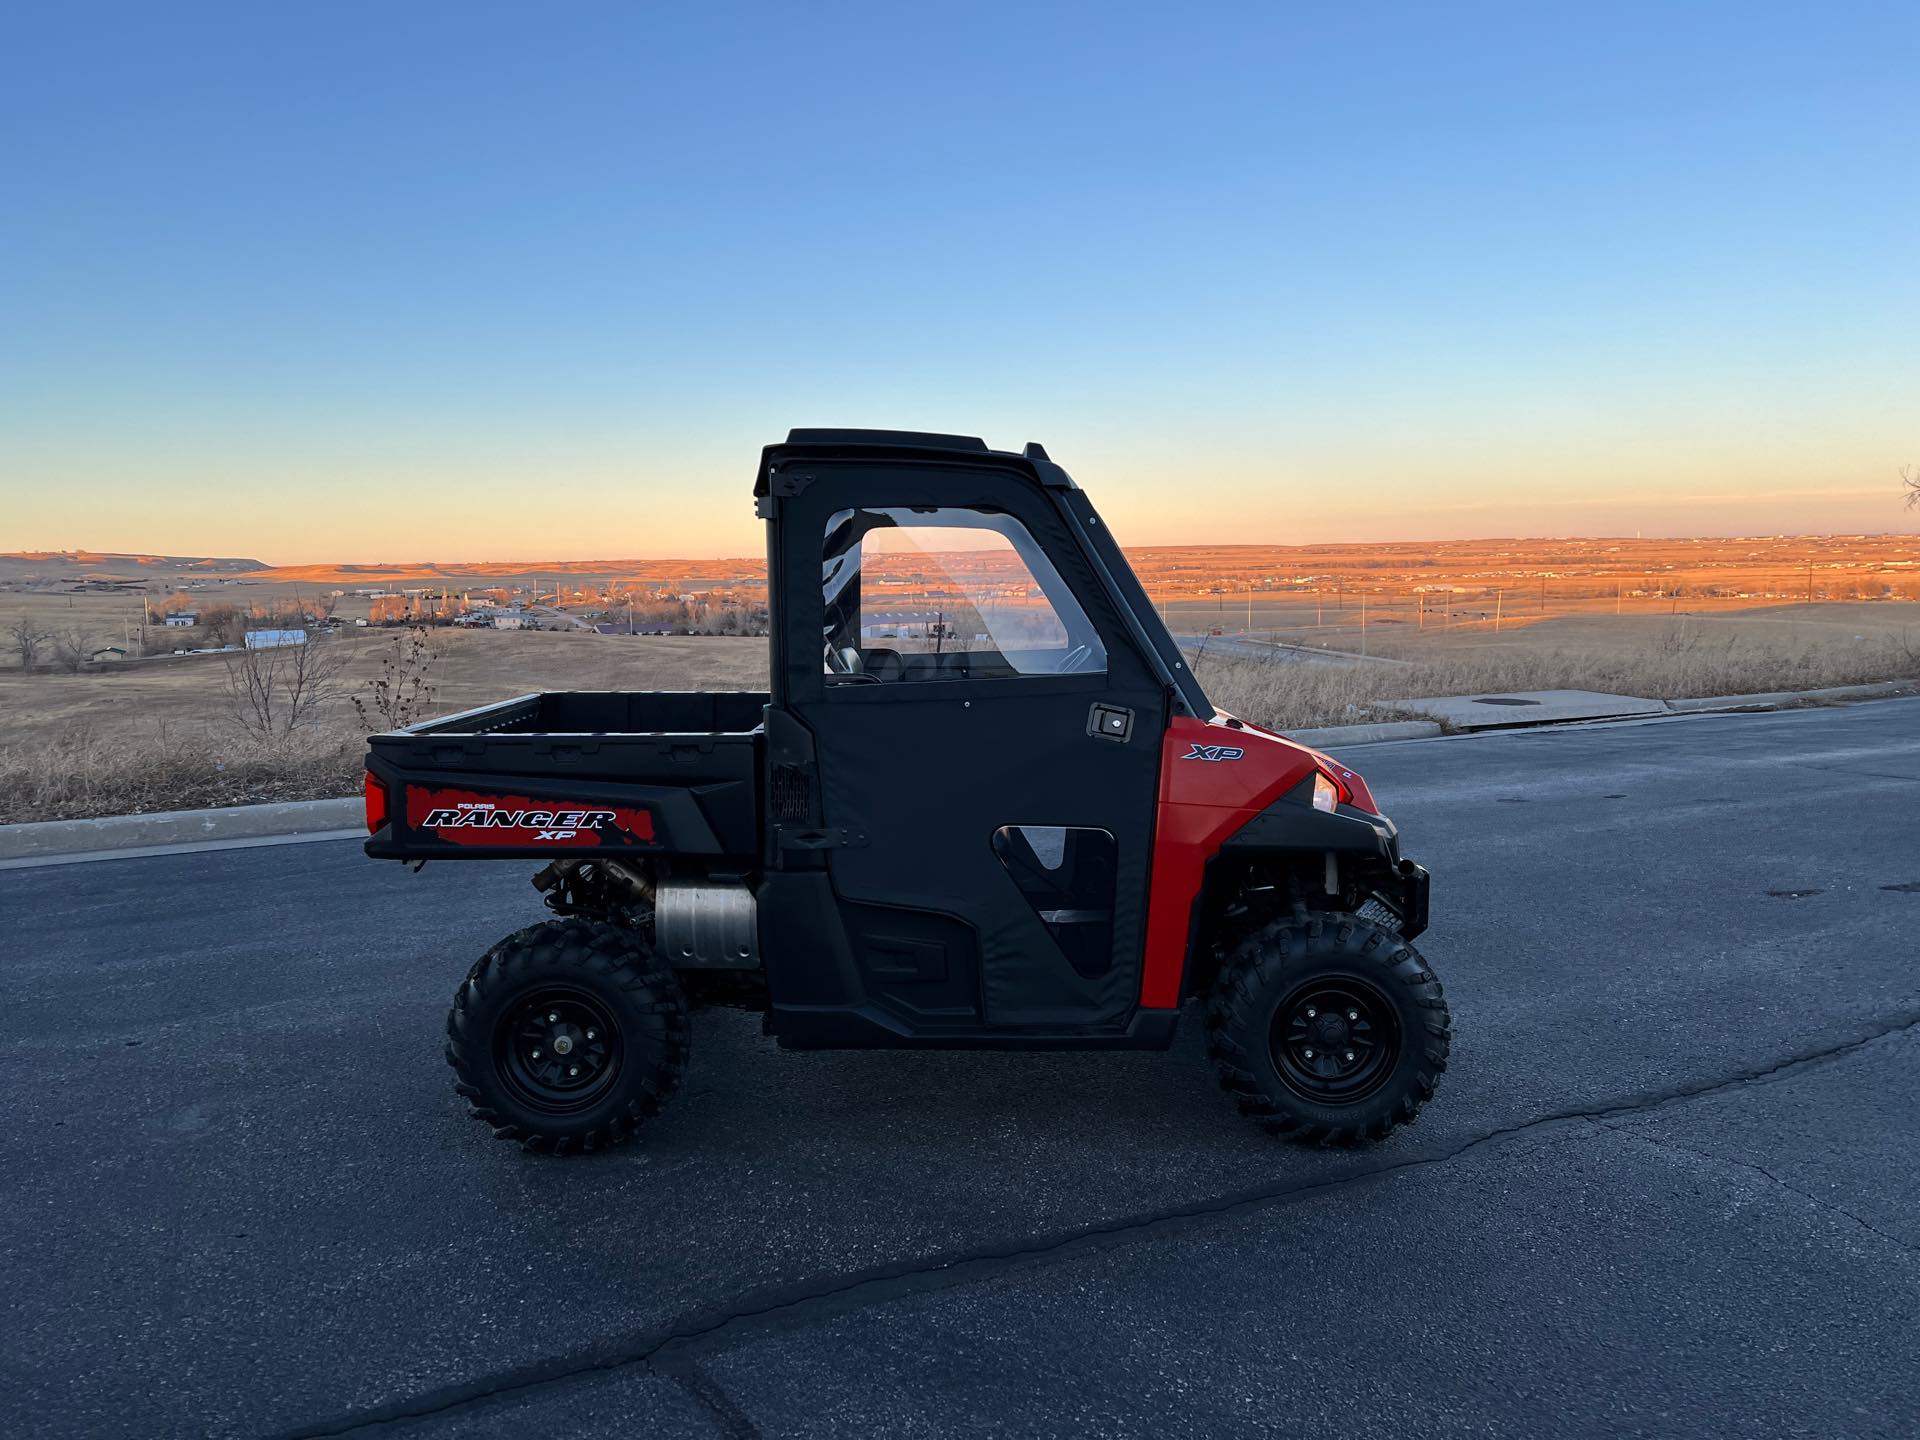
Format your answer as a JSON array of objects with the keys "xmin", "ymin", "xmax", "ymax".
[{"xmin": 5, "ymin": 700, "xmax": 1919, "ymax": 1439}]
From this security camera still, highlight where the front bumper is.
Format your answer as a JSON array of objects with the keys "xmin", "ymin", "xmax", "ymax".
[{"xmin": 1393, "ymin": 859, "xmax": 1431, "ymax": 942}]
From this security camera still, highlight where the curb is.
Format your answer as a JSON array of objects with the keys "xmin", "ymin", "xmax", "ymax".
[
  {"xmin": 1291, "ymin": 679, "xmax": 1917, "ymax": 747},
  {"xmin": 0, "ymin": 797, "xmax": 362, "ymax": 862},
  {"xmin": 1663, "ymin": 679, "xmax": 1920, "ymax": 713},
  {"xmin": 1283, "ymin": 719, "xmax": 1446, "ymax": 748}
]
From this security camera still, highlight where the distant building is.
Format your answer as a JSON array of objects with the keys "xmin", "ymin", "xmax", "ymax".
[
  {"xmin": 493, "ymin": 612, "xmax": 532, "ymax": 630},
  {"xmin": 164, "ymin": 612, "xmax": 197, "ymax": 627},
  {"xmin": 244, "ymin": 629, "xmax": 307, "ymax": 650}
]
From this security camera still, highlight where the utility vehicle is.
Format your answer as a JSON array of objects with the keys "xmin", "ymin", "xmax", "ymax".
[{"xmin": 363, "ymin": 430, "xmax": 1449, "ymax": 1152}]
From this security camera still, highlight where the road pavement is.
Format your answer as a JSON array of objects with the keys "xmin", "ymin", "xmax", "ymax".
[{"xmin": 4, "ymin": 700, "xmax": 1918, "ymax": 1438}]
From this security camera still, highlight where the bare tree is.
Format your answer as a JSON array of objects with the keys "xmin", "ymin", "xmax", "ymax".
[
  {"xmin": 222, "ymin": 634, "xmax": 346, "ymax": 743},
  {"xmin": 7, "ymin": 614, "xmax": 49, "ymax": 668},
  {"xmin": 200, "ymin": 603, "xmax": 243, "ymax": 645},
  {"xmin": 352, "ymin": 626, "xmax": 441, "ymax": 731},
  {"xmin": 1903, "ymin": 463, "xmax": 1919, "ymax": 510},
  {"xmin": 50, "ymin": 628, "xmax": 92, "ymax": 673}
]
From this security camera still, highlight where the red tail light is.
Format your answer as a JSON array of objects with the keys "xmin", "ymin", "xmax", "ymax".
[{"xmin": 364, "ymin": 773, "xmax": 389, "ymax": 834}]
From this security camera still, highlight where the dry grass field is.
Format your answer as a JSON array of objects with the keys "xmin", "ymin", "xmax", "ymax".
[
  {"xmin": 1, "ymin": 587, "xmax": 1915, "ymax": 823},
  {"xmin": 1193, "ymin": 603, "xmax": 1920, "ymax": 732},
  {"xmin": 0, "ymin": 628, "xmax": 767, "ymax": 747},
  {"xmin": 0, "ymin": 630, "xmax": 767, "ymax": 823}
]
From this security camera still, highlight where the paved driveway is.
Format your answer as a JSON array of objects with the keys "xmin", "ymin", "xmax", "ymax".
[{"xmin": 4, "ymin": 701, "xmax": 1917, "ymax": 1437}]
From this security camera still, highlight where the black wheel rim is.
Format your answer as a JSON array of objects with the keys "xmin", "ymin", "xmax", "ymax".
[
  {"xmin": 1269, "ymin": 975, "xmax": 1401, "ymax": 1104},
  {"xmin": 494, "ymin": 985, "xmax": 622, "ymax": 1115}
]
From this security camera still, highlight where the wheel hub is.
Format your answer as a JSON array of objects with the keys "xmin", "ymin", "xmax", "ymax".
[
  {"xmin": 1270, "ymin": 978, "xmax": 1400, "ymax": 1104},
  {"xmin": 1309, "ymin": 1014, "xmax": 1350, "ymax": 1048},
  {"xmin": 496, "ymin": 989, "xmax": 621, "ymax": 1114}
]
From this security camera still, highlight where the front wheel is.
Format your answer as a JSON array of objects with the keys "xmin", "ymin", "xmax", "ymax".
[
  {"xmin": 447, "ymin": 918, "xmax": 690, "ymax": 1154},
  {"xmin": 1206, "ymin": 915, "xmax": 1450, "ymax": 1144}
]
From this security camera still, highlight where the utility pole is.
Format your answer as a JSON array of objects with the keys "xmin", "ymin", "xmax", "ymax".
[
  {"xmin": 1494, "ymin": 589, "xmax": 1503, "ymax": 633},
  {"xmin": 1616, "ymin": 579, "xmax": 1622, "ymax": 616},
  {"xmin": 1418, "ymin": 590, "xmax": 1425, "ymax": 630},
  {"xmin": 1246, "ymin": 586, "xmax": 1253, "ymax": 633},
  {"xmin": 1316, "ymin": 589, "xmax": 1323, "ymax": 627},
  {"xmin": 1360, "ymin": 591, "xmax": 1369, "ymax": 654},
  {"xmin": 1806, "ymin": 561, "xmax": 1813, "ymax": 605}
]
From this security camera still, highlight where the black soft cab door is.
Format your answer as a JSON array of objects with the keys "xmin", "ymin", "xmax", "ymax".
[{"xmin": 777, "ymin": 458, "xmax": 1167, "ymax": 1033}]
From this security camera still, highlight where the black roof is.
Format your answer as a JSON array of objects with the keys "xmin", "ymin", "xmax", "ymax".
[{"xmin": 755, "ymin": 429, "xmax": 1073, "ymax": 497}]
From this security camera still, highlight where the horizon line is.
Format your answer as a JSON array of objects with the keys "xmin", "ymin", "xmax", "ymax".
[{"xmin": 8, "ymin": 527, "xmax": 1920, "ymax": 572}]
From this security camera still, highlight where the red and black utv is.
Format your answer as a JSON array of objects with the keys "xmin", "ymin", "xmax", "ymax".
[{"xmin": 364, "ymin": 430, "xmax": 1449, "ymax": 1152}]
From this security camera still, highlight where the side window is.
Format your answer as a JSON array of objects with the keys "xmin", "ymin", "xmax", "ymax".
[{"xmin": 822, "ymin": 506, "xmax": 1106, "ymax": 683}]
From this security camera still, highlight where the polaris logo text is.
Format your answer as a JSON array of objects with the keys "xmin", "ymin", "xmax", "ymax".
[
  {"xmin": 421, "ymin": 803, "xmax": 618, "ymax": 841},
  {"xmin": 1181, "ymin": 744, "xmax": 1245, "ymax": 762}
]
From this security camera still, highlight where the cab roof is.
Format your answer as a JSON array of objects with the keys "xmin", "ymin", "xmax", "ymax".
[{"xmin": 754, "ymin": 428, "xmax": 1075, "ymax": 497}]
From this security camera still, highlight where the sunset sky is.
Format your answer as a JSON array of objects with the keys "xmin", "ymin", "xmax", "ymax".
[{"xmin": 3, "ymin": 2, "xmax": 1916, "ymax": 564}]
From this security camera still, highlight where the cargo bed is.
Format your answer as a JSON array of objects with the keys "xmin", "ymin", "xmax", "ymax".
[{"xmin": 363, "ymin": 691, "xmax": 768, "ymax": 861}]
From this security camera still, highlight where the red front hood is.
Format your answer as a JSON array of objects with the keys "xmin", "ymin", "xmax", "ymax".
[
  {"xmin": 1170, "ymin": 711, "xmax": 1379, "ymax": 815},
  {"xmin": 1138, "ymin": 711, "xmax": 1379, "ymax": 1009}
]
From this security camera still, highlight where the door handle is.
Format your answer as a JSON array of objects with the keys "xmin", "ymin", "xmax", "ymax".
[{"xmin": 1087, "ymin": 703, "xmax": 1133, "ymax": 743}]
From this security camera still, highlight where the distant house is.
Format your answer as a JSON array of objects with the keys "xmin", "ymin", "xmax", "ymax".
[
  {"xmin": 493, "ymin": 612, "xmax": 531, "ymax": 630},
  {"xmin": 164, "ymin": 612, "xmax": 197, "ymax": 628},
  {"xmin": 243, "ymin": 629, "xmax": 308, "ymax": 650}
]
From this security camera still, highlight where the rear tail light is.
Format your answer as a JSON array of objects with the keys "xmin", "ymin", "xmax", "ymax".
[{"xmin": 364, "ymin": 773, "xmax": 389, "ymax": 834}]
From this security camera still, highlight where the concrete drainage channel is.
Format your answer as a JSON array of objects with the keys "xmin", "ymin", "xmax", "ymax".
[{"xmin": 2, "ymin": 680, "xmax": 1915, "ymax": 865}]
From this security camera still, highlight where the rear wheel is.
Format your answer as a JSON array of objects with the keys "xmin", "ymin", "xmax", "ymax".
[
  {"xmin": 447, "ymin": 918, "xmax": 690, "ymax": 1154},
  {"xmin": 1206, "ymin": 914, "xmax": 1449, "ymax": 1144}
]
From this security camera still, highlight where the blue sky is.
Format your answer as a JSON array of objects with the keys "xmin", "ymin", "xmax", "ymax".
[{"xmin": 2, "ymin": 2, "xmax": 1916, "ymax": 562}]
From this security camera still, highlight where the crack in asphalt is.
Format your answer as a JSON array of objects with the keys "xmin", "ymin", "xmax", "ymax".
[
  {"xmin": 269, "ymin": 1010, "xmax": 1920, "ymax": 1440},
  {"xmin": 652, "ymin": 1351, "xmax": 764, "ymax": 1439},
  {"xmin": 1592, "ymin": 1120, "xmax": 1919, "ymax": 1260}
]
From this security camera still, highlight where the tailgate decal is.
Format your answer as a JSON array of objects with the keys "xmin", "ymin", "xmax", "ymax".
[{"xmin": 405, "ymin": 786, "xmax": 657, "ymax": 848}]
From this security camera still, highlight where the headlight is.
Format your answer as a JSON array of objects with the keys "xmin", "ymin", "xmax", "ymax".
[{"xmin": 1312, "ymin": 771, "xmax": 1339, "ymax": 813}]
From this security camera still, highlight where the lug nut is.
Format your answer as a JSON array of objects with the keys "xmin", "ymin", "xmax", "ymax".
[
  {"xmin": 586, "ymin": 1029, "xmax": 596, "ymax": 1040},
  {"xmin": 1305, "ymin": 1008, "xmax": 1317, "ymax": 1019},
  {"xmin": 569, "ymin": 1066, "xmax": 580, "ymax": 1077},
  {"xmin": 1346, "ymin": 1010, "xmax": 1358, "ymax": 1021},
  {"xmin": 1303, "ymin": 1048, "xmax": 1315, "ymax": 1059},
  {"xmin": 531, "ymin": 1049, "xmax": 542, "ymax": 1059},
  {"xmin": 1344, "ymin": 1051, "xmax": 1356, "ymax": 1062},
  {"xmin": 547, "ymin": 1011, "xmax": 558, "ymax": 1023}
]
